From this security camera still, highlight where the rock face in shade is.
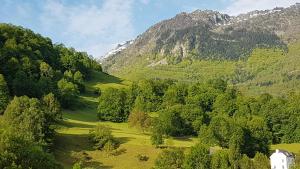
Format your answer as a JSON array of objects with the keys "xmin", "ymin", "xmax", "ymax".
[{"xmin": 102, "ymin": 4, "xmax": 300, "ymax": 73}]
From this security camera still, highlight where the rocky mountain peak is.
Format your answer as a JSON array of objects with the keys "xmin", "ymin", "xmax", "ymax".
[{"xmin": 102, "ymin": 4, "xmax": 300, "ymax": 73}]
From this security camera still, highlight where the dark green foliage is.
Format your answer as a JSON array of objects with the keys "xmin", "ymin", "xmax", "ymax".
[
  {"xmin": 4, "ymin": 95, "xmax": 61, "ymax": 144},
  {"xmin": 151, "ymin": 120, "xmax": 164, "ymax": 147},
  {"xmin": 157, "ymin": 105, "xmax": 193, "ymax": 136},
  {"xmin": 97, "ymin": 88, "xmax": 129, "ymax": 122},
  {"xmin": 154, "ymin": 148, "xmax": 184, "ymax": 169},
  {"xmin": 0, "ymin": 98, "xmax": 62, "ymax": 169},
  {"xmin": 252, "ymin": 152, "xmax": 270, "ymax": 169},
  {"xmin": 57, "ymin": 78, "xmax": 79, "ymax": 108},
  {"xmin": 0, "ymin": 23, "xmax": 101, "ymax": 99},
  {"xmin": 183, "ymin": 144, "xmax": 211, "ymax": 169},
  {"xmin": 42, "ymin": 93, "xmax": 62, "ymax": 143},
  {"xmin": 89, "ymin": 124, "xmax": 119, "ymax": 150},
  {"xmin": 162, "ymin": 83, "xmax": 187, "ymax": 107},
  {"xmin": 213, "ymin": 88, "xmax": 238, "ymax": 116},
  {"xmin": 4, "ymin": 96, "xmax": 47, "ymax": 142},
  {"xmin": 0, "ymin": 74, "xmax": 9, "ymax": 114},
  {"xmin": 0, "ymin": 130, "xmax": 62, "ymax": 169},
  {"xmin": 211, "ymin": 150, "xmax": 231, "ymax": 169}
]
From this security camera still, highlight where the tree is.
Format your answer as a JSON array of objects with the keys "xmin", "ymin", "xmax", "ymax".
[
  {"xmin": 89, "ymin": 124, "xmax": 118, "ymax": 150},
  {"xmin": 0, "ymin": 74, "xmax": 9, "ymax": 114},
  {"xmin": 57, "ymin": 78, "xmax": 79, "ymax": 108},
  {"xmin": 154, "ymin": 148, "xmax": 184, "ymax": 169},
  {"xmin": 128, "ymin": 110, "xmax": 151, "ymax": 132},
  {"xmin": 238, "ymin": 155, "xmax": 253, "ymax": 169},
  {"xmin": 158, "ymin": 105, "xmax": 192, "ymax": 136},
  {"xmin": 42, "ymin": 93, "xmax": 62, "ymax": 143},
  {"xmin": 97, "ymin": 88, "xmax": 128, "ymax": 122},
  {"xmin": 73, "ymin": 71, "xmax": 85, "ymax": 92},
  {"xmin": 211, "ymin": 150, "xmax": 231, "ymax": 169},
  {"xmin": 151, "ymin": 122, "xmax": 164, "ymax": 148},
  {"xmin": 213, "ymin": 88, "xmax": 237, "ymax": 116},
  {"xmin": 0, "ymin": 120, "xmax": 62, "ymax": 169},
  {"xmin": 162, "ymin": 84, "xmax": 187, "ymax": 107},
  {"xmin": 253, "ymin": 152, "xmax": 270, "ymax": 169},
  {"xmin": 40, "ymin": 62, "xmax": 54, "ymax": 78},
  {"xmin": 4, "ymin": 96, "xmax": 46, "ymax": 142},
  {"xmin": 183, "ymin": 144, "xmax": 211, "ymax": 169}
]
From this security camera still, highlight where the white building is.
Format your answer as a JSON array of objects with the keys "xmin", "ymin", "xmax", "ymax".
[{"xmin": 270, "ymin": 149, "xmax": 295, "ymax": 169}]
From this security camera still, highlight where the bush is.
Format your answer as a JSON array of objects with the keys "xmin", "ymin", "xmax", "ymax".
[
  {"xmin": 89, "ymin": 124, "xmax": 119, "ymax": 150},
  {"xmin": 154, "ymin": 148, "xmax": 184, "ymax": 169},
  {"xmin": 136, "ymin": 154, "xmax": 149, "ymax": 162},
  {"xmin": 128, "ymin": 110, "xmax": 152, "ymax": 132}
]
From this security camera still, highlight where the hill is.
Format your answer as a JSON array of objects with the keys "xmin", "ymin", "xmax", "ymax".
[{"xmin": 102, "ymin": 4, "xmax": 300, "ymax": 95}]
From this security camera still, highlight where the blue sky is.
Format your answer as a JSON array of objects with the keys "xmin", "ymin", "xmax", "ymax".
[{"xmin": 0, "ymin": 0, "xmax": 298, "ymax": 58}]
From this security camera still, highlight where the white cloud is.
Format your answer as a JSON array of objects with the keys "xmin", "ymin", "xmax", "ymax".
[
  {"xmin": 39, "ymin": 0, "xmax": 135, "ymax": 57},
  {"xmin": 224, "ymin": 0, "xmax": 299, "ymax": 15}
]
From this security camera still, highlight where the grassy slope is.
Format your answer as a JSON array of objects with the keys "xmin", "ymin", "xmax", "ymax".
[
  {"xmin": 112, "ymin": 42, "xmax": 300, "ymax": 96},
  {"xmin": 54, "ymin": 71, "xmax": 197, "ymax": 169}
]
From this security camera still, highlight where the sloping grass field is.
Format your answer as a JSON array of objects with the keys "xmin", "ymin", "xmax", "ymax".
[
  {"xmin": 112, "ymin": 42, "xmax": 300, "ymax": 96},
  {"xmin": 54, "ymin": 71, "xmax": 197, "ymax": 169}
]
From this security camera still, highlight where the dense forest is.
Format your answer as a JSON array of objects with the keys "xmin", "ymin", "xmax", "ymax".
[
  {"xmin": 97, "ymin": 78, "xmax": 300, "ymax": 168},
  {"xmin": 0, "ymin": 24, "xmax": 102, "ymax": 169}
]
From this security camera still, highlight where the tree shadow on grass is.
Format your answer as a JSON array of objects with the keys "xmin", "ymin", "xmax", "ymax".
[
  {"xmin": 173, "ymin": 136, "xmax": 193, "ymax": 142},
  {"xmin": 116, "ymin": 137, "xmax": 132, "ymax": 144},
  {"xmin": 86, "ymin": 161, "xmax": 113, "ymax": 169},
  {"xmin": 60, "ymin": 120, "xmax": 95, "ymax": 129}
]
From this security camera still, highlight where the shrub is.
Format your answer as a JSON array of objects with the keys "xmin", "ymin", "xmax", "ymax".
[
  {"xmin": 136, "ymin": 154, "xmax": 149, "ymax": 162},
  {"xmin": 89, "ymin": 124, "xmax": 119, "ymax": 150}
]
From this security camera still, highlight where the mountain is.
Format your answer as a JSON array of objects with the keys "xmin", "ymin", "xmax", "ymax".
[
  {"xmin": 102, "ymin": 4, "xmax": 300, "ymax": 74},
  {"xmin": 101, "ymin": 40, "xmax": 133, "ymax": 60}
]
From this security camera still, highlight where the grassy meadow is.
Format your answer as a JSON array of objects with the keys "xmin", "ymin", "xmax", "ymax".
[
  {"xmin": 54, "ymin": 71, "xmax": 197, "ymax": 169},
  {"xmin": 112, "ymin": 42, "xmax": 300, "ymax": 96}
]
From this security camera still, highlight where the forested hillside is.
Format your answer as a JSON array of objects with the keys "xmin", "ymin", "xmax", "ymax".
[{"xmin": 0, "ymin": 23, "xmax": 102, "ymax": 169}]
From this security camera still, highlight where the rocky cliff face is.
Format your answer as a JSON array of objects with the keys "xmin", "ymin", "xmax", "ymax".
[{"xmin": 103, "ymin": 4, "xmax": 300, "ymax": 73}]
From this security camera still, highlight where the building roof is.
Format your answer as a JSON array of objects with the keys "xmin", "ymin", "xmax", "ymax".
[{"xmin": 274, "ymin": 149, "xmax": 295, "ymax": 158}]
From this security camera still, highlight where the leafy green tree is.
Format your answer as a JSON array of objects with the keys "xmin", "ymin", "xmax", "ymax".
[
  {"xmin": 151, "ymin": 120, "xmax": 164, "ymax": 147},
  {"xmin": 4, "ymin": 96, "xmax": 45, "ymax": 142},
  {"xmin": 97, "ymin": 88, "xmax": 128, "ymax": 122},
  {"xmin": 162, "ymin": 84, "xmax": 187, "ymax": 107},
  {"xmin": 238, "ymin": 155, "xmax": 253, "ymax": 169},
  {"xmin": 243, "ymin": 116, "xmax": 272, "ymax": 157},
  {"xmin": 0, "ymin": 122, "xmax": 62, "ymax": 169},
  {"xmin": 154, "ymin": 148, "xmax": 184, "ymax": 169},
  {"xmin": 186, "ymin": 83, "xmax": 219, "ymax": 112},
  {"xmin": 180, "ymin": 104, "xmax": 206, "ymax": 133},
  {"xmin": 253, "ymin": 152, "xmax": 270, "ymax": 169},
  {"xmin": 0, "ymin": 74, "xmax": 9, "ymax": 114},
  {"xmin": 211, "ymin": 150, "xmax": 231, "ymax": 169},
  {"xmin": 40, "ymin": 62, "xmax": 54, "ymax": 78},
  {"xmin": 183, "ymin": 144, "xmax": 210, "ymax": 169},
  {"xmin": 42, "ymin": 93, "xmax": 62, "ymax": 143},
  {"xmin": 73, "ymin": 71, "xmax": 85, "ymax": 92},
  {"xmin": 158, "ymin": 105, "xmax": 192, "ymax": 136},
  {"xmin": 57, "ymin": 78, "xmax": 79, "ymax": 108},
  {"xmin": 128, "ymin": 110, "xmax": 151, "ymax": 132},
  {"xmin": 213, "ymin": 88, "xmax": 237, "ymax": 116},
  {"xmin": 89, "ymin": 124, "xmax": 119, "ymax": 150}
]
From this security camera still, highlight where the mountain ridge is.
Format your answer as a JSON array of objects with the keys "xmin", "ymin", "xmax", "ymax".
[{"xmin": 102, "ymin": 3, "xmax": 300, "ymax": 73}]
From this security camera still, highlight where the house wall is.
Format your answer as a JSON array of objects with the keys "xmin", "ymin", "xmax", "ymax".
[{"xmin": 270, "ymin": 153, "xmax": 288, "ymax": 169}]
